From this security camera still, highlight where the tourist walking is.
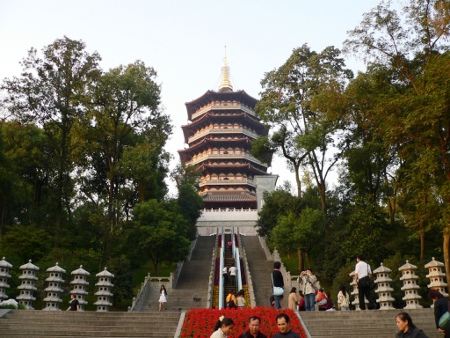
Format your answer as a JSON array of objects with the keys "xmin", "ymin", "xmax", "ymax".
[
  {"xmin": 354, "ymin": 254, "xmax": 376, "ymax": 310},
  {"xmin": 337, "ymin": 285, "xmax": 350, "ymax": 311},
  {"xmin": 238, "ymin": 316, "xmax": 267, "ymax": 338},
  {"xmin": 300, "ymin": 268, "xmax": 318, "ymax": 311},
  {"xmin": 236, "ymin": 289, "xmax": 247, "ymax": 308},
  {"xmin": 229, "ymin": 265, "xmax": 237, "ymax": 286},
  {"xmin": 159, "ymin": 285, "xmax": 167, "ymax": 311},
  {"xmin": 271, "ymin": 261, "xmax": 284, "ymax": 309},
  {"xmin": 395, "ymin": 312, "xmax": 429, "ymax": 338},
  {"xmin": 288, "ymin": 287, "xmax": 298, "ymax": 310},
  {"xmin": 210, "ymin": 316, "xmax": 234, "ymax": 338},
  {"xmin": 66, "ymin": 294, "xmax": 79, "ymax": 311},
  {"xmin": 429, "ymin": 289, "xmax": 450, "ymax": 337},
  {"xmin": 272, "ymin": 313, "xmax": 300, "ymax": 338}
]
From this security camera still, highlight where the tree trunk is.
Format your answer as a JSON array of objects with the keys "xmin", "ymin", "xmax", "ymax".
[
  {"xmin": 420, "ymin": 232, "xmax": 425, "ymax": 261},
  {"xmin": 298, "ymin": 248, "xmax": 304, "ymax": 273},
  {"xmin": 444, "ymin": 230, "xmax": 450, "ymax": 295}
]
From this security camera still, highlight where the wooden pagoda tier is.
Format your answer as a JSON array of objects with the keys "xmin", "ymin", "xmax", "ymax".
[{"xmin": 179, "ymin": 58, "xmax": 272, "ymax": 210}]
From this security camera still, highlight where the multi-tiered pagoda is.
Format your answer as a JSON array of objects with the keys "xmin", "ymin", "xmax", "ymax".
[{"xmin": 179, "ymin": 56, "xmax": 276, "ymax": 227}]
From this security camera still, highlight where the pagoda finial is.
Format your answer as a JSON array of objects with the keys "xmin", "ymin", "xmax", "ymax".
[{"xmin": 218, "ymin": 45, "xmax": 233, "ymax": 93}]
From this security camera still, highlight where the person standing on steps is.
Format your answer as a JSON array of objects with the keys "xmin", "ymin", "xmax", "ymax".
[
  {"xmin": 272, "ymin": 261, "xmax": 284, "ymax": 309},
  {"xmin": 222, "ymin": 266, "xmax": 229, "ymax": 285},
  {"xmin": 159, "ymin": 285, "xmax": 168, "ymax": 311},
  {"xmin": 288, "ymin": 287, "xmax": 298, "ymax": 310},
  {"xmin": 300, "ymin": 268, "xmax": 318, "ymax": 311},
  {"xmin": 229, "ymin": 265, "xmax": 237, "ymax": 286},
  {"xmin": 66, "ymin": 294, "xmax": 79, "ymax": 311},
  {"xmin": 355, "ymin": 253, "xmax": 376, "ymax": 310}
]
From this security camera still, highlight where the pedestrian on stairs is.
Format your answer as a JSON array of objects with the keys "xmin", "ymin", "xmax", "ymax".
[
  {"xmin": 272, "ymin": 261, "xmax": 284, "ymax": 309},
  {"xmin": 223, "ymin": 266, "xmax": 229, "ymax": 285},
  {"xmin": 159, "ymin": 285, "xmax": 167, "ymax": 311},
  {"xmin": 229, "ymin": 265, "xmax": 237, "ymax": 286},
  {"xmin": 395, "ymin": 312, "xmax": 429, "ymax": 338}
]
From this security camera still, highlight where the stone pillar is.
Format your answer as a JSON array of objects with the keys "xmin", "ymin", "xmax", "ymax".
[
  {"xmin": 373, "ymin": 263, "xmax": 395, "ymax": 310},
  {"xmin": 43, "ymin": 262, "xmax": 66, "ymax": 311},
  {"xmin": 349, "ymin": 271, "xmax": 366, "ymax": 310},
  {"xmin": 94, "ymin": 267, "xmax": 114, "ymax": 312},
  {"xmin": 16, "ymin": 260, "xmax": 39, "ymax": 310},
  {"xmin": 399, "ymin": 260, "xmax": 423, "ymax": 309},
  {"xmin": 0, "ymin": 257, "xmax": 12, "ymax": 301},
  {"xmin": 424, "ymin": 257, "xmax": 448, "ymax": 297},
  {"xmin": 70, "ymin": 265, "xmax": 90, "ymax": 311}
]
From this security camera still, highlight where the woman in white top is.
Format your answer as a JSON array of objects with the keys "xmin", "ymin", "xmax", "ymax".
[
  {"xmin": 159, "ymin": 285, "xmax": 167, "ymax": 311},
  {"xmin": 210, "ymin": 316, "xmax": 234, "ymax": 338},
  {"xmin": 337, "ymin": 284, "xmax": 350, "ymax": 311}
]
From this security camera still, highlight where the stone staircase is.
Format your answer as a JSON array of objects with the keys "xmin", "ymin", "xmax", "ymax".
[
  {"xmin": 0, "ymin": 309, "xmax": 180, "ymax": 337},
  {"xmin": 299, "ymin": 308, "xmax": 441, "ymax": 338},
  {"xmin": 240, "ymin": 236, "xmax": 287, "ymax": 308},
  {"xmin": 141, "ymin": 235, "xmax": 216, "ymax": 312}
]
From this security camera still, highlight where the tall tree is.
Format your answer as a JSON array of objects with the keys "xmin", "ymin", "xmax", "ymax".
[
  {"xmin": 256, "ymin": 44, "xmax": 353, "ymax": 229},
  {"xmin": 1, "ymin": 37, "xmax": 101, "ymax": 247},
  {"xmin": 344, "ymin": 0, "xmax": 450, "ymax": 281}
]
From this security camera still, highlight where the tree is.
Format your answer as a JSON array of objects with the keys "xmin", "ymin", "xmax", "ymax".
[
  {"xmin": 132, "ymin": 199, "xmax": 190, "ymax": 275},
  {"xmin": 256, "ymin": 44, "xmax": 353, "ymax": 230},
  {"xmin": 1, "ymin": 36, "xmax": 101, "ymax": 247},
  {"xmin": 344, "ymin": 0, "xmax": 450, "ymax": 284}
]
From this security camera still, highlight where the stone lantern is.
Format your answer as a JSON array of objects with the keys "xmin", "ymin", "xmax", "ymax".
[
  {"xmin": 94, "ymin": 267, "xmax": 114, "ymax": 312},
  {"xmin": 349, "ymin": 271, "xmax": 366, "ymax": 310},
  {"xmin": 70, "ymin": 265, "xmax": 90, "ymax": 311},
  {"xmin": 0, "ymin": 257, "xmax": 12, "ymax": 301},
  {"xmin": 424, "ymin": 257, "xmax": 448, "ymax": 297},
  {"xmin": 43, "ymin": 262, "xmax": 66, "ymax": 311},
  {"xmin": 16, "ymin": 259, "xmax": 39, "ymax": 310},
  {"xmin": 399, "ymin": 260, "xmax": 423, "ymax": 309},
  {"xmin": 373, "ymin": 263, "xmax": 395, "ymax": 310}
]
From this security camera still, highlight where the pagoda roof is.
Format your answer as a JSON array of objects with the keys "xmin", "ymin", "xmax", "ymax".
[
  {"xmin": 202, "ymin": 193, "xmax": 256, "ymax": 202},
  {"xmin": 185, "ymin": 90, "xmax": 258, "ymax": 120},
  {"xmin": 181, "ymin": 111, "xmax": 268, "ymax": 141},
  {"xmin": 178, "ymin": 137, "xmax": 252, "ymax": 161},
  {"xmin": 199, "ymin": 162, "xmax": 269, "ymax": 175}
]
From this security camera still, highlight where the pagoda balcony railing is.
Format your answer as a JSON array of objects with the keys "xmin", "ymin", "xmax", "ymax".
[
  {"xmin": 192, "ymin": 103, "xmax": 255, "ymax": 120},
  {"xmin": 185, "ymin": 153, "xmax": 267, "ymax": 167},
  {"xmin": 188, "ymin": 127, "xmax": 258, "ymax": 143},
  {"xmin": 199, "ymin": 178, "xmax": 255, "ymax": 187}
]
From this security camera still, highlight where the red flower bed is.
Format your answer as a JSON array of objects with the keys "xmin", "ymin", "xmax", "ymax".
[{"xmin": 180, "ymin": 307, "xmax": 306, "ymax": 338}]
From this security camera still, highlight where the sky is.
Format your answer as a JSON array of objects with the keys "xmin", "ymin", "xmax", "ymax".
[{"xmin": 0, "ymin": 0, "xmax": 385, "ymax": 196}]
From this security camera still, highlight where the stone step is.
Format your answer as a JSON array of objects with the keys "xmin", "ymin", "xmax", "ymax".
[
  {"xmin": 299, "ymin": 308, "xmax": 441, "ymax": 338},
  {"xmin": 0, "ymin": 310, "xmax": 180, "ymax": 338}
]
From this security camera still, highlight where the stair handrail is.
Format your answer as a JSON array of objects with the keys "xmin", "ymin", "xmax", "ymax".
[
  {"xmin": 128, "ymin": 272, "xmax": 151, "ymax": 312},
  {"xmin": 207, "ymin": 233, "xmax": 218, "ymax": 308},
  {"xmin": 171, "ymin": 236, "xmax": 198, "ymax": 289},
  {"xmin": 258, "ymin": 236, "xmax": 273, "ymax": 260},
  {"xmin": 218, "ymin": 227, "xmax": 225, "ymax": 309},
  {"xmin": 238, "ymin": 234, "xmax": 256, "ymax": 307}
]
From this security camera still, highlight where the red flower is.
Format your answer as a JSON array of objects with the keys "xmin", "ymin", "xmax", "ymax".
[{"xmin": 180, "ymin": 307, "xmax": 306, "ymax": 338}]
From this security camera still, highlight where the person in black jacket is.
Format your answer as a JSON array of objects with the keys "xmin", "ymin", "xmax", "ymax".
[
  {"xmin": 395, "ymin": 312, "xmax": 429, "ymax": 338},
  {"xmin": 272, "ymin": 261, "xmax": 284, "ymax": 309},
  {"xmin": 429, "ymin": 289, "xmax": 450, "ymax": 337}
]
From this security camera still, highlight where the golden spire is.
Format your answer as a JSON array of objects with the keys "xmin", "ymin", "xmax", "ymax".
[{"xmin": 218, "ymin": 46, "xmax": 233, "ymax": 92}]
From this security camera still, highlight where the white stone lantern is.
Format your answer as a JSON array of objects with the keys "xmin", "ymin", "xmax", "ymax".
[
  {"xmin": 94, "ymin": 267, "xmax": 114, "ymax": 312},
  {"xmin": 70, "ymin": 265, "xmax": 90, "ymax": 311},
  {"xmin": 399, "ymin": 260, "xmax": 423, "ymax": 309},
  {"xmin": 373, "ymin": 263, "xmax": 395, "ymax": 310},
  {"xmin": 349, "ymin": 270, "xmax": 367, "ymax": 310},
  {"xmin": 0, "ymin": 257, "xmax": 12, "ymax": 301},
  {"xmin": 16, "ymin": 259, "xmax": 39, "ymax": 310},
  {"xmin": 43, "ymin": 262, "xmax": 66, "ymax": 311},
  {"xmin": 424, "ymin": 257, "xmax": 448, "ymax": 297}
]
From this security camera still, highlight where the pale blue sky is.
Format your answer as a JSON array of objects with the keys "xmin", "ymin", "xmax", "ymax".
[{"xmin": 0, "ymin": 0, "xmax": 386, "ymax": 195}]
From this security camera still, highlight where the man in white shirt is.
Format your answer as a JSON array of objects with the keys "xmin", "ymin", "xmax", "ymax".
[
  {"xmin": 229, "ymin": 265, "xmax": 237, "ymax": 286},
  {"xmin": 355, "ymin": 254, "xmax": 376, "ymax": 310}
]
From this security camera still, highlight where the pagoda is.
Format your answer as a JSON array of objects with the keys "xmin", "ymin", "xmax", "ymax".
[{"xmin": 179, "ymin": 54, "xmax": 276, "ymax": 227}]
